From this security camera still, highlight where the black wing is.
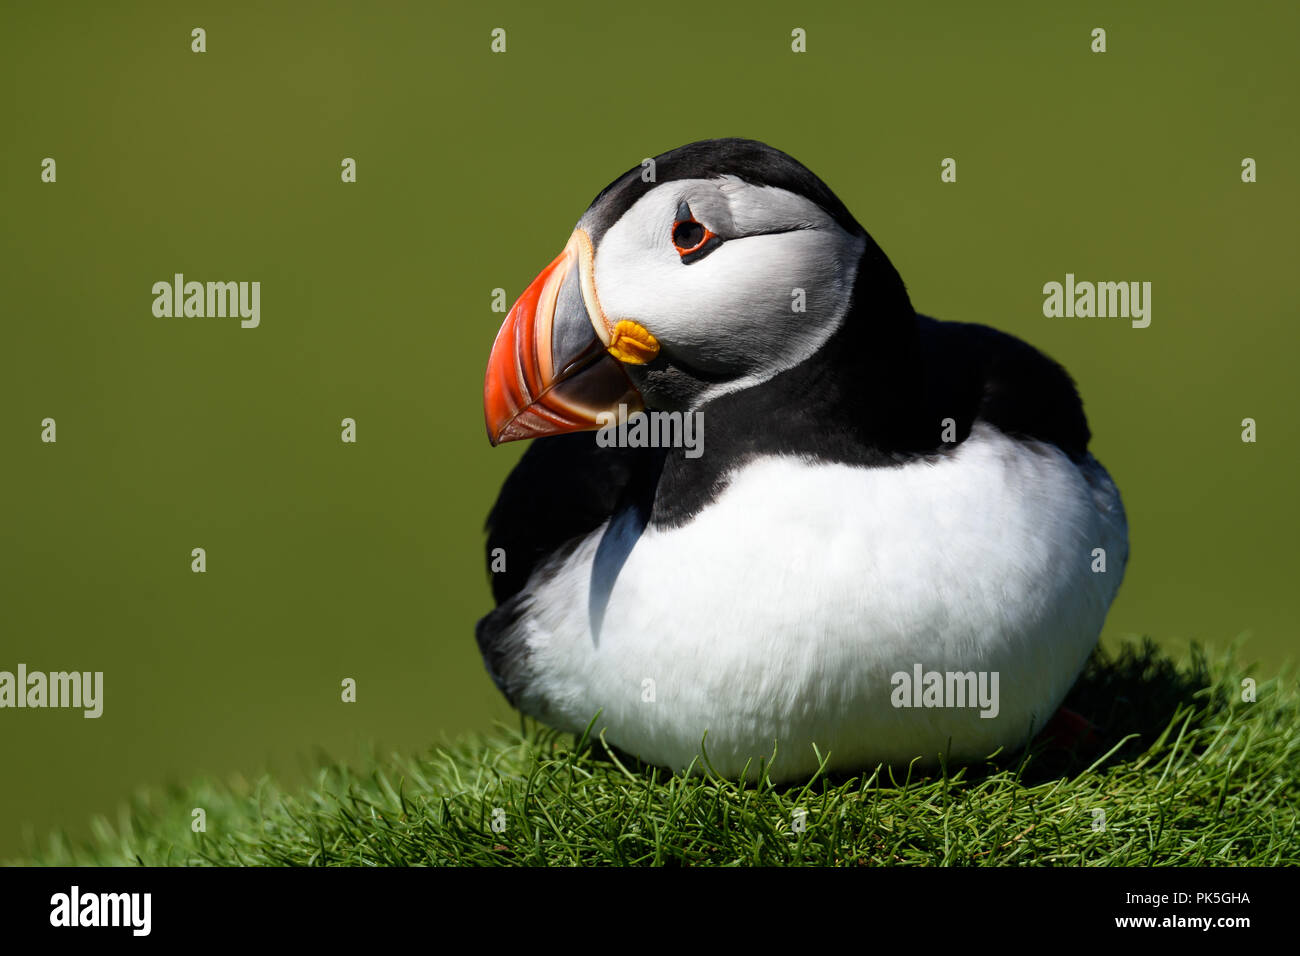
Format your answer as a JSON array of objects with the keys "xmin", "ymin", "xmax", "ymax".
[
  {"xmin": 476, "ymin": 433, "xmax": 652, "ymax": 703},
  {"xmin": 914, "ymin": 315, "xmax": 1092, "ymax": 462},
  {"xmin": 482, "ymin": 432, "xmax": 653, "ymax": 604}
]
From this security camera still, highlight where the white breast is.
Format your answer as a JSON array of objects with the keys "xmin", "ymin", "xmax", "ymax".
[{"xmin": 511, "ymin": 424, "xmax": 1128, "ymax": 781}]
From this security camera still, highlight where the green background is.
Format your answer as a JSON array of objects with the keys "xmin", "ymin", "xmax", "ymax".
[{"xmin": 1, "ymin": 1, "xmax": 1296, "ymax": 859}]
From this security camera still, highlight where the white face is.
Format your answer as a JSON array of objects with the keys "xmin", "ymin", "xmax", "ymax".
[{"xmin": 580, "ymin": 177, "xmax": 866, "ymax": 406}]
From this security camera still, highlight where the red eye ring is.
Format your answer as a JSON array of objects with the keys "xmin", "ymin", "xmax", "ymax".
[{"xmin": 672, "ymin": 218, "xmax": 716, "ymax": 257}]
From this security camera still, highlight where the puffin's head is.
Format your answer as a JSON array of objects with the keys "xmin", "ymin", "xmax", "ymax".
[{"xmin": 484, "ymin": 138, "xmax": 901, "ymax": 444}]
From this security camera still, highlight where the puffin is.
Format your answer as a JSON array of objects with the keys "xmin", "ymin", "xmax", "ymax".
[{"xmin": 476, "ymin": 138, "xmax": 1128, "ymax": 782}]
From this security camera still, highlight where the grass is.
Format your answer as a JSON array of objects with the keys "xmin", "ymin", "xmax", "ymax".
[{"xmin": 12, "ymin": 639, "xmax": 1299, "ymax": 866}]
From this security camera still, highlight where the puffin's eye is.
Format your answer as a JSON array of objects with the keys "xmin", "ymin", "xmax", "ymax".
[
  {"xmin": 670, "ymin": 212, "xmax": 721, "ymax": 264},
  {"xmin": 672, "ymin": 220, "xmax": 706, "ymax": 252}
]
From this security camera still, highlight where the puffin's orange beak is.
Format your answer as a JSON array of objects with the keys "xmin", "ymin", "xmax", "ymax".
[{"xmin": 484, "ymin": 229, "xmax": 646, "ymax": 445}]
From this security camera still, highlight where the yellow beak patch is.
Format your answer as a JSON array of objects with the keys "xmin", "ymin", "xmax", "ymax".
[{"xmin": 607, "ymin": 319, "xmax": 661, "ymax": 365}]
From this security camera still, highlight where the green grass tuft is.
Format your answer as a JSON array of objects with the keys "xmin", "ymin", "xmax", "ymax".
[{"xmin": 13, "ymin": 640, "xmax": 1299, "ymax": 866}]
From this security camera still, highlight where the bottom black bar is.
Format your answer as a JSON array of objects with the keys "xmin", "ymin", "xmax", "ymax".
[{"xmin": 0, "ymin": 865, "xmax": 1274, "ymax": 942}]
